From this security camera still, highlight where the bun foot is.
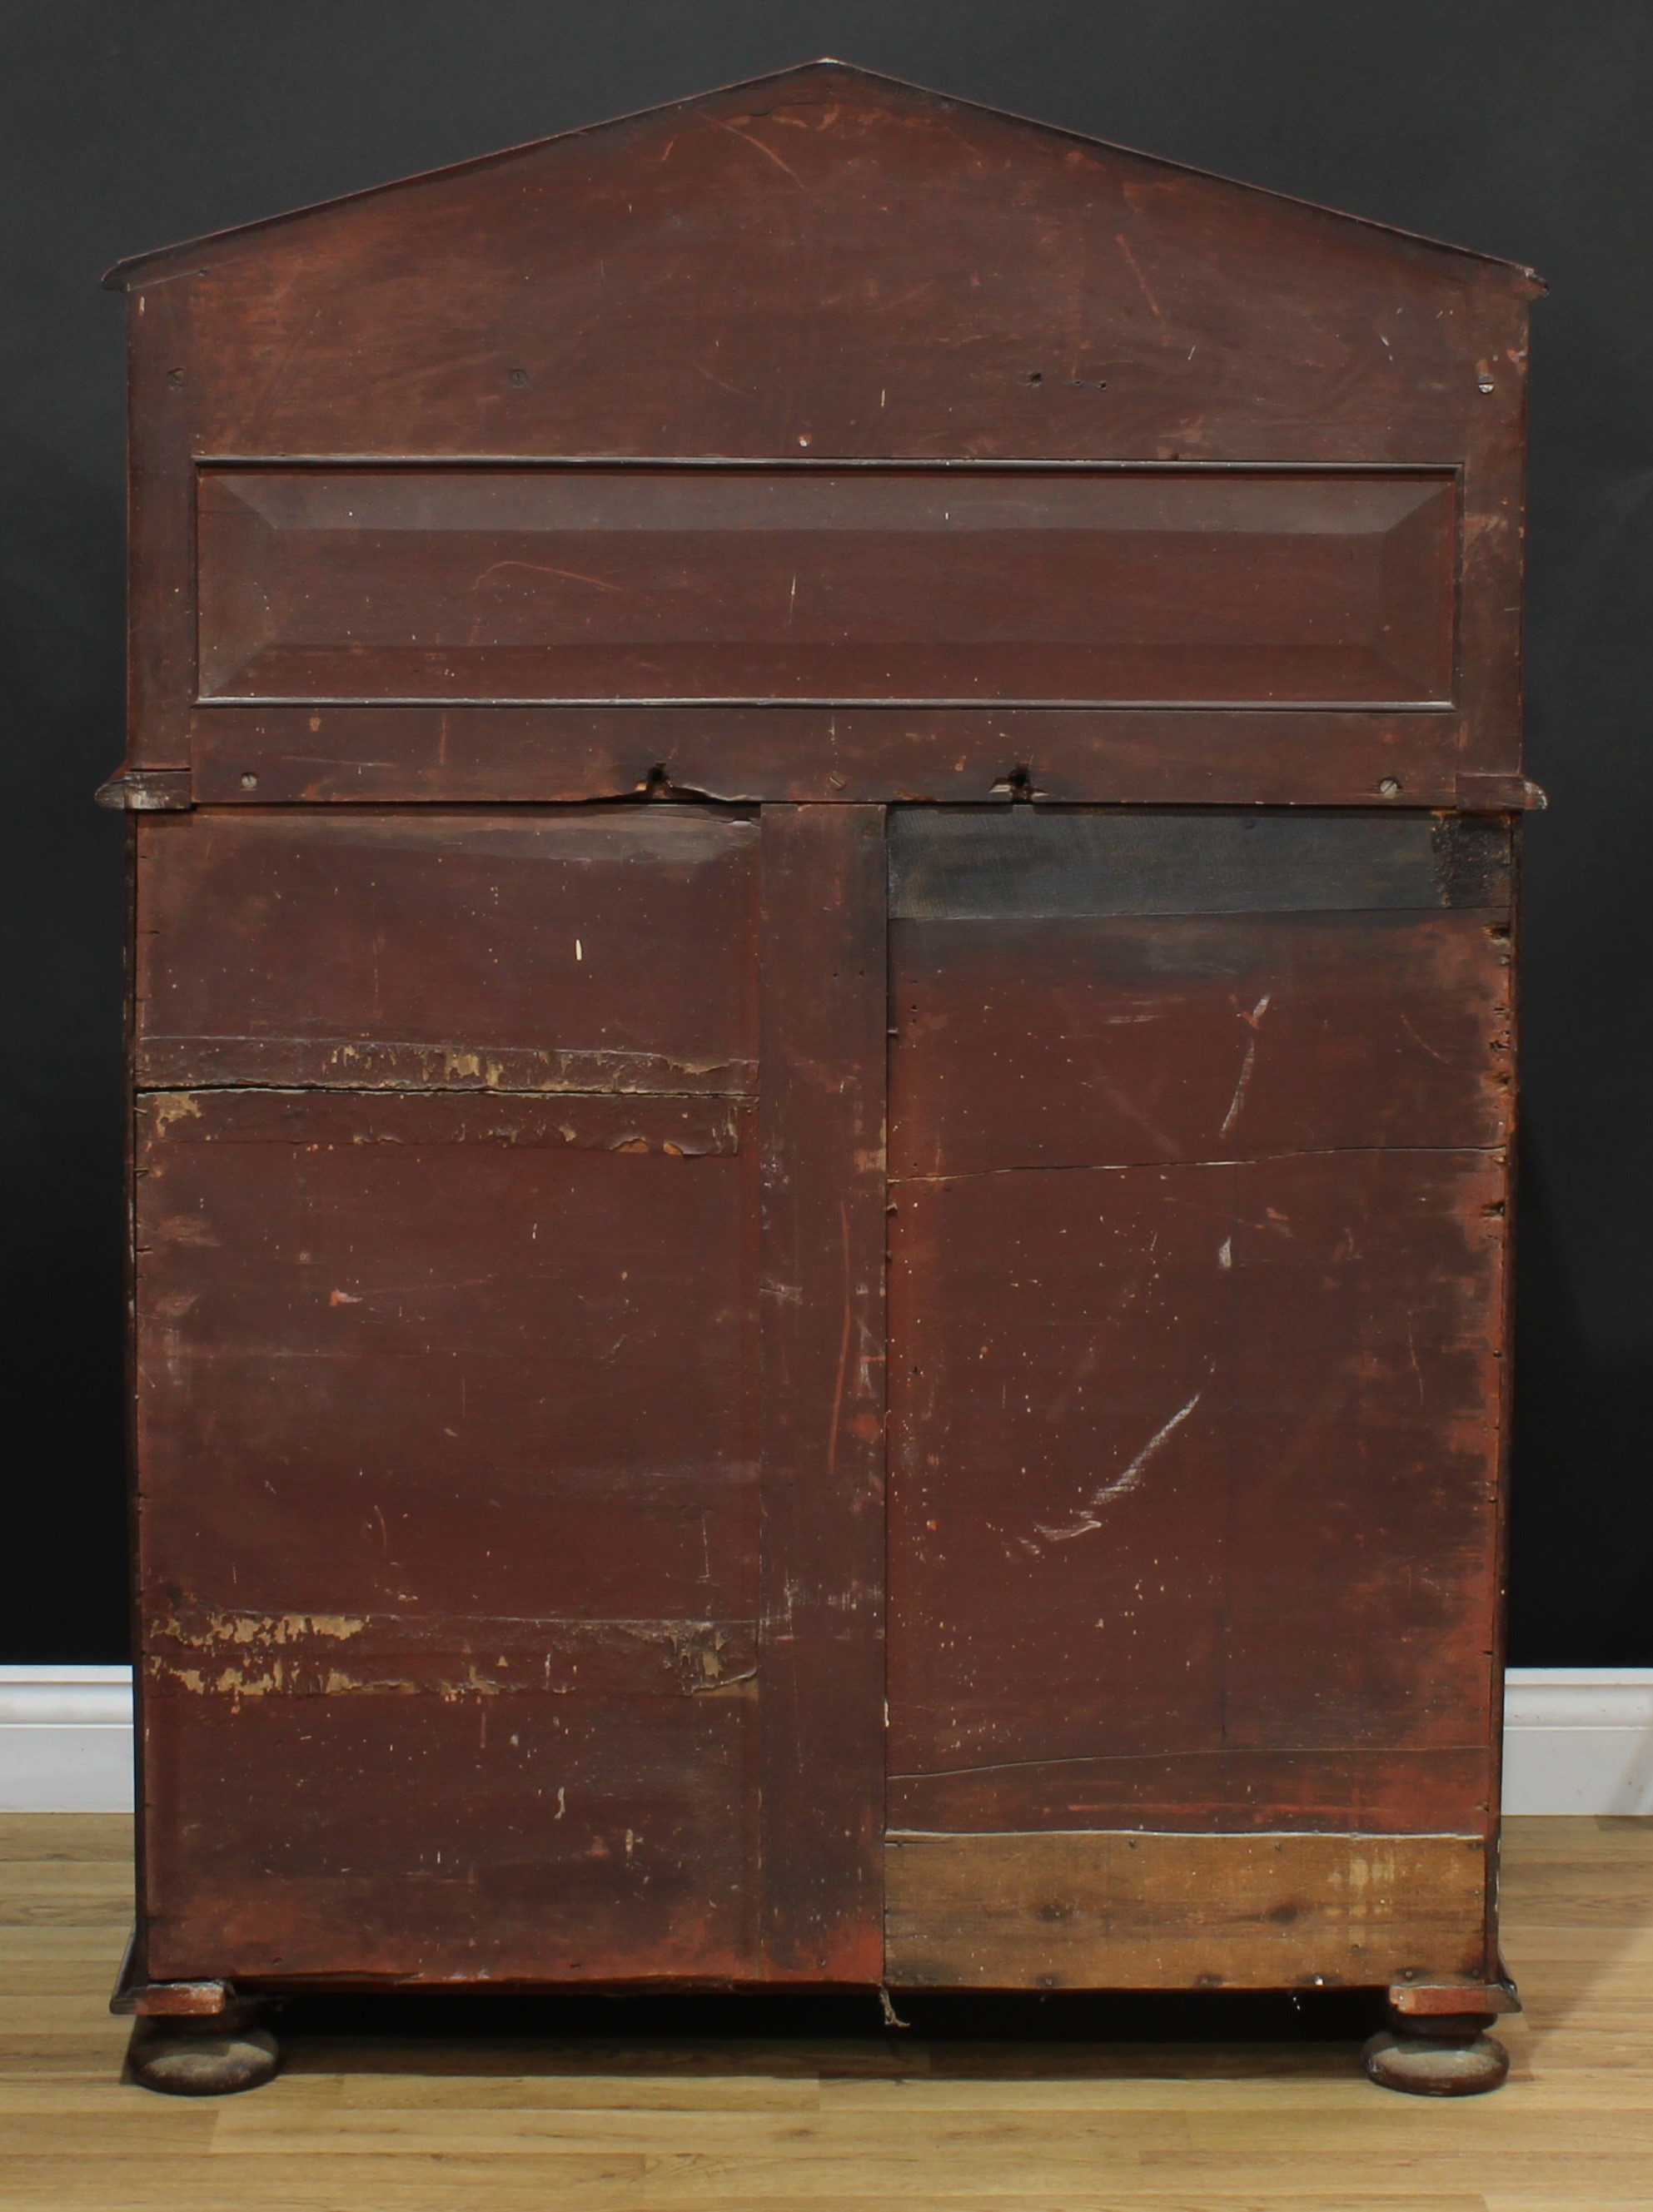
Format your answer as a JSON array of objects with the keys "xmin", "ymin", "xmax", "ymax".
[
  {"xmin": 1363, "ymin": 2010, "xmax": 1509, "ymax": 2096},
  {"xmin": 128, "ymin": 2001, "xmax": 279, "ymax": 2096}
]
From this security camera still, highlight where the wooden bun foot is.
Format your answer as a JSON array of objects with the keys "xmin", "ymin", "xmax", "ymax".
[
  {"xmin": 128, "ymin": 2001, "xmax": 279, "ymax": 2096},
  {"xmin": 1363, "ymin": 2010, "xmax": 1509, "ymax": 2096}
]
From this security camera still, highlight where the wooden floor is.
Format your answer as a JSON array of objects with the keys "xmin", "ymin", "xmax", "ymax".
[{"xmin": 2, "ymin": 1816, "xmax": 1649, "ymax": 2209}]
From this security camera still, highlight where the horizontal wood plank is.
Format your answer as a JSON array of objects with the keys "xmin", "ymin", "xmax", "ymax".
[
  {"xmin": 884, "ymin": 1831, "xmax": 1487, "ymax": 1989},
  {"xmin": 136, "ymin": 807, "xmax": 759, "ymax": 1093},
  {"xmin": 889, "ymin": 908, "xmax": 1511, "ymax": 1176},
  {"xmin": 137, "ymin": 1090, "xmax": 744, "ymax": 1154},
  {"xmin": 187, "ymin": 703, "xmax": 1474, "ymax": 809},
  {"xmin": 889, "ymin": 810, "xmax": 1510, "ymax": 920}
]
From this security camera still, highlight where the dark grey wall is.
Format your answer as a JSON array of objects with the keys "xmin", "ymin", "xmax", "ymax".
[{"xmin": 4, "ymin": 0, "xmax": 1649, "ymax": 1662}]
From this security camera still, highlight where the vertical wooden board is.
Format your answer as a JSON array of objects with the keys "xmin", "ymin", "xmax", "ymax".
[
  {"xmin": 757, "ymin": 805, "xmax": 887, "ymax": 1981},
  {"xmin": 124, "ymin": 281, "xmax": 195, "ymax": 768},
  {"xmin": 885, "ymin": 1149, "xmax": 1504, "ymax": 1837}
]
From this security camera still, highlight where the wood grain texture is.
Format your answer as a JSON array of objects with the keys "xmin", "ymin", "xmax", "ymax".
[
  {"xmin": 136, "ymin": 1107, "xmax": 759, "ymax": 1629},
  {"xmin": 113, "ymin": 60, "xmax": 1531, "ymax": 792},
  {"xmin": 192, "ymin": 462, "xmax": 1456, "ymax": 708},
  {"xmin": 886, "ymin": 806, "xmax": 1511, "ymax": 1847},
  {"xmin": 884, "ymin": 1831, "xmax": 1487, "ymax": 1989},
  {"xmin": 756, "ymin": 805, "xmax": 887, "ymax": 1981},
  {"xmin": 110, "ymin": 61, "xmax": 1531, "ymax": 2015},
  {"xmin": 889, "ymin": 908, "xmax": 1512, "ymax": 1175},
  {"xmin": 142, "ymin": 1696, "xmax": 762, "ymax": 1985},
  {"xmin": 187, "ymin": 702, "xmax": 1473, "ymax": 809},
  {"xmin": 135, "ymin": 807, "xmax": 759, "ymax": 1094},
  {"xmin": 885, "ymin": 1151, "xmax": 1505, "ymax": 1837},
  {"xmin": 138, "ymin": 1088, "xmax": 742, "ymax": 1154},
  {"xmin": 7, "ymin": 1814, "xmax": 1651, "ymax": 2211},
  {"xmin": 132, "ymin": 798, "xmax": 769, "ymax": 1986},
  {"xmin": 889, "ymin": 809, "xmax": 1511, "ymax": 919}
]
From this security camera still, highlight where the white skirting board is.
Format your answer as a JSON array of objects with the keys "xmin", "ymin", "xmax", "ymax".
[
  {"xmin": 1501, "ymin": 1667, "xmax": 1653, "ymax": 1816},
  {"xmin": 2, "ymin": 1665, "xmax": 1652, "ymax": 1815},
  {"xmin": 0, "ymin": 1668, "xmax": 136, "ymax": 1812}
]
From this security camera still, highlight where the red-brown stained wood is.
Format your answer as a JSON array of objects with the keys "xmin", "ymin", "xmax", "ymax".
[
  {"xmin": 890, "ymin": 908, "xmax": 1512, "ymax": 1176},
  {"xmin": 756, "ymin": 804, "xmax": 887, "ymax": 1981},
  {"xmin": 194, "ymin": 463, "xmax": 1456, "ymax": 708},
  {"xmin": 123, "ymin": 279, "xmax": 194, "ymax": 771},
  {"xmin": 110, "ymin": 64, "xmax": 1531, "ymax": 2008},
  {"xmin": 136, "ymin": 978, "xmax": 764, "ymax": 1980},
  {"xmin": 886, "ymin": 1148, "xmax": 1506, "ymax": 1837},
  {"xmin": 110, "ymin": 62, "xmax": 1532, "ymax": 797},
  {"xmin": 137, "ymin": 1109, "xmax": 759, "ymax": 1638},
  {"xmin": 144, "ymin": 1693, "xmax": 759, "ymax": 1984},
  {"xmin": 884, "ymin": 808, "xmax": 1511, "ymax": 1860},
  {"xmin": 187, "ymin": 703, "xmax": 1470, "ymax": 810},
  {"xmin": 136, "ymin": 807, "xmax": 759, "ymax": 1093},
  {"xmin": 141, "ymin": 1087, "xmax": 742, "ymax": 1155},
  {"xmin": 889, "ymin": 1747, "xmax": 1496, "ymax": 1837}
]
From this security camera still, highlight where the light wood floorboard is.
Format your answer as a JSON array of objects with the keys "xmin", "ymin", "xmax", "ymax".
[{"xmin": 1, "ymin": 1814, "xmax": 1648, "ymax": 2209}]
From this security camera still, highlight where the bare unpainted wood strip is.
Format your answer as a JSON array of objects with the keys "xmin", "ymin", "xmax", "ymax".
[
  {"xmin": 142, "ymin": 1606, "xmax": 759, "ymax": 1702},
  {"xmin": 884, "ymin": 1831, "xmax": 1487, "ymax": 1990},
  {"xmin": 756, "ymin": 804, "xmax": 887, "ymax": 1982},
  {"xmin": 136, "ymin": 1036, "xmax": 758, "ymax": 1097},
  {"xmin": 135, "ymin": 1088, "xmax": 744, "ymax": 1154}
]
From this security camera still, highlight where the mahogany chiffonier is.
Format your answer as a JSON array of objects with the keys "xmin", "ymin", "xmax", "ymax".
[{"xmin": 97, "ymin": 62, "xmax": 1542, "ymax": 2095}]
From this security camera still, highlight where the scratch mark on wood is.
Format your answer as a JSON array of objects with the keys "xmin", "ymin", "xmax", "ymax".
[
  {"xmin": 471, "ymin": 559, "xmax": 624, "ymax": 594},
  {"xmin": 712, "ymin": 117, "xmax": 804, "ymax": 187},
  {"xmin": 1219, "ymin": 993, "xmax": 1272, "ymax": 1138},
  {"xmin": 1034, "ymin": 1388, "xmax": 1206, "ymax": 1541},
  {"xmin": 1114, "ymin": 231, "xmax": 1168, "ymax": 333}
]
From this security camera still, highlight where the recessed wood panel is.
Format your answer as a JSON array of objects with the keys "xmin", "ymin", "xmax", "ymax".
[
  {"xmin": 196, "ymin": 464, "xmax": 1456, "ymax": 708},
  {"xmin": 135, "ymin": 807, "xmax": 759, "ymax": 1094},
  {"xmin": 884, "ymin": 1831, "xmax": 1487, "ymax": 1990}
]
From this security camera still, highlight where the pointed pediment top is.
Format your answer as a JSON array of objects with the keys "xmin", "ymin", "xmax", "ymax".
[{"xmin": 103, "ymin": 58, "xmax": 1541, "ymax": 294}]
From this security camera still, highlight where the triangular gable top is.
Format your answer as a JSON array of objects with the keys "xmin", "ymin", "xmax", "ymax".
[{"xmin": 103, "ymin": 58, "xmax": 1541, "ymax": 293}]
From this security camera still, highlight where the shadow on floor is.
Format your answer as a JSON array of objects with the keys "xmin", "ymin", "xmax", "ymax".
[{"xmin": 265, "ymin": 1983, "xmax": 1388, "ymax": 2078}]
